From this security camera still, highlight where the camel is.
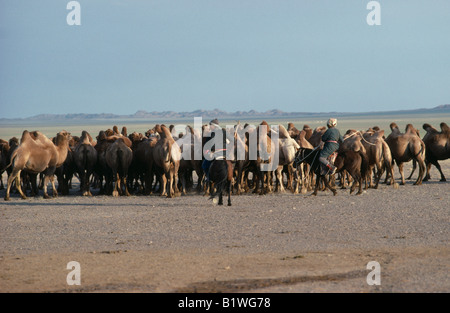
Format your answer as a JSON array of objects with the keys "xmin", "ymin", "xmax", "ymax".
[
  {"xmin": 385, "ymin": 123, "xmax": 426, "ymax": 185},
  {"xmin": 177, "ymin": 126, "xmax": 204, "ymax": 195},
  {"xmin": 421, "ymin": 122, "xmax": 450, "ymax": 181},
  {"xmin": 360, "ymin": 128, "xmax": 398, "ymax": 189},
  {"xmin": 293, "ymin": 130, "xmax": 315, "ymax": 193},
  {"xmin": 232, "ymin": 123, "xmax": 253, "ymax": 195},
  {"xmin": 307, "ymin": 126, "xmax": 326, "ymax": 148},
  {"xmin": 251, "ymin": 121, "xmax": 276, "ymax": 195},
  {"xmin": 74, "ymin": 131, "xmax": 98, "ymax": 196},
  {"xmin": 273, "ymin": 125, "xmax": 300, "ymax": 193},
  {"xmin": 106, "ymin": 137, "xmax": 133, "ymax": 197},
  {"xmin": 4, "ymin": 130, "xmax": 70, "ymax": 200},
  {"xmin": 153, "ymin": 125, "xmax": 181, "ymax": 198}
]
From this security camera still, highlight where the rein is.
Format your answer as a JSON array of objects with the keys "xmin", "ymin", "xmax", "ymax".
[{"xmin": 344, "ymin": 131, "xmax": 378, "ymax": 146}]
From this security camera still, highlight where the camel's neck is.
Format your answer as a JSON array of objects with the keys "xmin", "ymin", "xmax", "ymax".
[{"xmin": 56, "ymin": 139, "xmax": 69, "ymax": 166}]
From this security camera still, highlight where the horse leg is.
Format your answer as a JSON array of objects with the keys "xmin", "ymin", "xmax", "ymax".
[
  {"xmin": 227, "ymin": 180, "xmax": 232, "ymax": 206},
  {"xmin": 323, "ymin": 175, "xmax": 337, "ymax": 196},
  {"xmin": 312, "ymin": 174, "xmax": 320, "ymax": 196}
]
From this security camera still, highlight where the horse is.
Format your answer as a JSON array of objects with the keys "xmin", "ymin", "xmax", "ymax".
[
  {"xmin": 294, "ymin": 147, "xmax": 368, "ymax": 196},
  {"xmin": 208, "ymin": 158, "xmax": 233, "ymax": 206}
]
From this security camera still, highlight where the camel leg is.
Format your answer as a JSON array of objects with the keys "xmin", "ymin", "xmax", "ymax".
[
  {"xmin": 123, "ymin": 177, "xmax": 131, "ymax": 196},
  {"xmin": 167, "ymin": 171, "xmax": 174, "ymax": 198},
  {"xmin": 407, "ymin": 159, "xmax": 417, "ymax": 180},
  {"xmin": 414, "ymin": 158, "xmax": 426, "ymax": 185},
  {"xmin": 4, "ymin": 171, "xmax": 17, "ymax": 201},
  {"xmin": 5, "ymin": 169, "xmax": 27, "ymax": 200},
  {"xmin": 112, "ymin": 173, "xmax": 119, "ymax": 197},
  {"xmin": 276, "ymin": 166, "xmax": 285, "ymax": 193},
  {"xmin": 429, "ymin": 159, "xmax": 446, "ymax": 182},
  {"xmin": 42, "ymin": 175, "xmax": 52, "ymax": 199},
  {"xmin": 397, "ymin": 162, "xmax": 406, "ymax": 185},
  {"xmin": 159, "ymin": 174, "xmax": 167, "ymax": 196},
  {"xmin": 423, "ymin": 162, "xmax": 432, "ymax": 181},
  {"xmin": 50, "ymin": 175, "xmax": 58, "ymax": 198}
]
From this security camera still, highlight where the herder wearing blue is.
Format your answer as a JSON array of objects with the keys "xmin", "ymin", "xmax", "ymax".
[{"xmin": 319, "ymin": 118, "xmax": 344, "ymax": 174}]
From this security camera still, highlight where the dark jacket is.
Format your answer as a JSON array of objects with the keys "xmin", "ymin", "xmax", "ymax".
[{"xmin": 320, "ymin": 127, "xmax": 343, "ymax": 158}]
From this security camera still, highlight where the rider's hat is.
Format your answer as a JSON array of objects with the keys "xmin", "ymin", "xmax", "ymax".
[{"xmin": 327, "ymin": 118, "xmax": 337, "ymax": 127}]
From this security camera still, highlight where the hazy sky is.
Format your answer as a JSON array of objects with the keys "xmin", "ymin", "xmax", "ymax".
[{"xmin": 1, "ymin": 0, "xmax": 449, "ymax": 118}]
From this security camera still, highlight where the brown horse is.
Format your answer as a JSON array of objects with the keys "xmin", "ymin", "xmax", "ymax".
[{"xmin": 295, "ymin": 147, "xmax": 368, "ymax": 196}]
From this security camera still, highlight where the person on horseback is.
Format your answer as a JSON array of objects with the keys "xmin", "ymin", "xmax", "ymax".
[
  {"xmin": 202, "ymin": 118, "xmax": 227, "ymax": 182},
  {"xmin": 319, "ymin": 118, "xmax": 343, "ymax": 174}
]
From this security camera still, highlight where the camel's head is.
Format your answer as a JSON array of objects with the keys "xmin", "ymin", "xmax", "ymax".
[
  {"xmin": 56, "ymin": 130, "xmax": 71, "ymax": 145},
  {"xmin": 97, "ymin": 130, "xmax": 107, "ymax": 141}
]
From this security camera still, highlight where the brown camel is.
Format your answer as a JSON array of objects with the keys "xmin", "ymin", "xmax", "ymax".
[
  {"xmin": 0, "ymin": 139, "xmax": 10, "ymax": 190},
  {"xmin": 74, "ymin": 131, "xmax": 98, "ymax": 196},
  {"xmin": 307, "ymin": 126, "xmax": 326, "ymax": 148},
  {"xmin": 106, "ymin": 137, "xmax": 133, "ymax": 197},
  {"xmin": 385, "ymin": 123, "xmax": 426, "ymax": 185},
  {"xmin": 153, "ymin": 125, "xmax": 181, "ymax": 198},
  {"xmin": 421, "ymin": 122, "xmax": 450, "ymax": 181},
  {"xmin": 4, "ymin": 130, "xmax": 70, "ymax": 200}
]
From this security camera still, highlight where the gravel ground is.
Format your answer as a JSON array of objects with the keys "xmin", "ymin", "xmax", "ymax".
[{"xmin": 0, "ymin": 160, "xmax": 449, "ymax": 293}]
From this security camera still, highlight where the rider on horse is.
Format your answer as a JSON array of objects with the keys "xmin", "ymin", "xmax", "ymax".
[
  {"xmin": 319, "ymin": 118, "xmax": 343, "ymax": 174},
  {"xmin": 202, "ymin": 118, "xmax": 228, "ymax": 182}
]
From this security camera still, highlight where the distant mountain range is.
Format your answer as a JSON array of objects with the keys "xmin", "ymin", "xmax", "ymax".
[{"xmin": 1, "ymin": 105, "xmax": 449, "ymax": 122}]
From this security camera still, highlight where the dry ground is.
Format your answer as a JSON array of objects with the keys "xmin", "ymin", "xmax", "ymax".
[{"xmin": 0, "ymin": 160, "xmax": 449, "ymax": 293}]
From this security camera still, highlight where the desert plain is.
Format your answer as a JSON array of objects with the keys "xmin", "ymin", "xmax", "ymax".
[{"xmin": 0, "ymin": 115, "xmax": 449, "ymax": 293}]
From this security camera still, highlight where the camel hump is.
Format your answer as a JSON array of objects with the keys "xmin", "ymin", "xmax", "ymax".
[
  {"xmin": 440, "ymin": 122, "xmax": 450, "ymax": 133},
  {"xmin": 278, "ymin": 125, "xmax": 290, "ymax": 138},
  {"xmin": 80, "ymin": 130, "xmax": 94, "ymax": 145},
  {"xmin": 405, "ymin": 124, "xmax": 420, "ymax": 136},
  {"xmin": 423, "ymin": 123, "xmax": 438, "ymax": 133},
  {"xmin": 390, "ymin": 122, "xmax": 399, "ymax": 132},
  {"xmin": 20, "ymin": 130, "xmax": 33, "ymax": 144}
]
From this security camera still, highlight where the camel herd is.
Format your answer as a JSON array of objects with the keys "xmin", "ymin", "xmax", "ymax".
[{"xmin": 0, "ymin": 121, "xmax": 449, "ymax": 201}]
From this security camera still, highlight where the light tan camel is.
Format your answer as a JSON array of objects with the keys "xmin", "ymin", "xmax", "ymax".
[
  {"xmin": 361, "ymin": 128, "xmax": 398, "ymax": 189},
  {"xmin": 385, "ymin": 123, "xmax": 426, "ymax": 185},
  {"xmin": 4, "ymin": 130, "xmax": 70, "ymax": 200},
  {"xmin": 153, "ymin": 125, "xmax": 181, "ymax": 198}
]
